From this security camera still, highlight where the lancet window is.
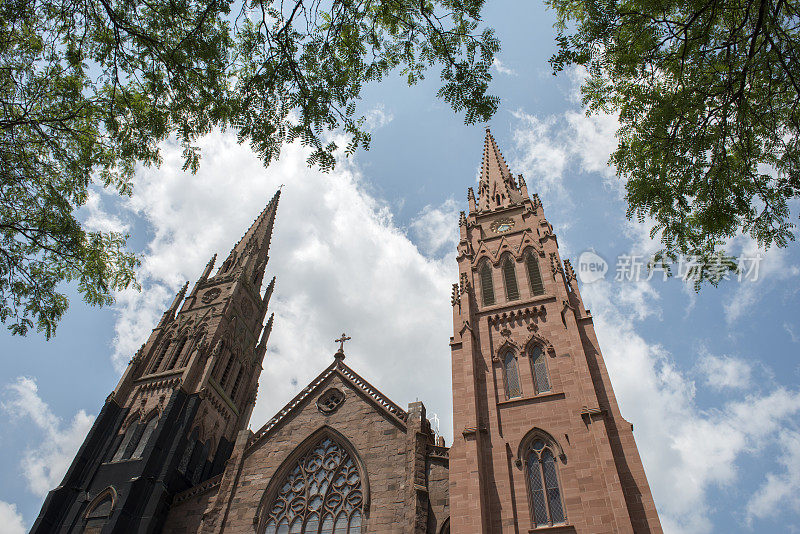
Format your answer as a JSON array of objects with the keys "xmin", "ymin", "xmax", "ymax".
[
  {"xmin": 530, "ymin": 346, "xmax": 551, "ymax": 394},
  {"xmin": 525, "ymin": 251, "xmax": 545, "ymax": 296},
  {"xmin": 502, "ymin": 256, "xmax": 520, "ymax": 301},
  {"xmin": 502, "ymin": 351, "xmax": 522, "ymax": 399},
  {"xmin": 167, "ymin": 337, "xmax": 188, "ymax": 370},
  {"xmin": 263, "ymin": 436, "xmax": 363, "ymax": 534},
  {"xmin": 479, "ymin": 261, "xmax": 495, "ymax": 306},
  {"xmin": 526, "ymin": 439, "xmax": 565, "ymax": 528},
  {"xmin": 131, "ymin": 416, "xmax": 159, "ymax": 459}
]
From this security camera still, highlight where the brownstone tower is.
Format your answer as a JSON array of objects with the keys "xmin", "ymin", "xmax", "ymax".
[
  {"xmin": 448, "ymin": 130, "xmax": 662, "ymax": 533},
  {"xmin": 32, "ymin": 190, "xmax": 280, "ymax": 533}
]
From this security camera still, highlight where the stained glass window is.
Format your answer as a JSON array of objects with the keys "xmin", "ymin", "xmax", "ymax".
[
  {"xmin": 526, "ymin": 438, "xmax": 565, "ymax": 528},
  {"xmin": 479, "ymin": 263, "xmax": 495, "ymax": 306},
  {"xmin": 503, "ymin": 258, "xmax": 520, "ymax": 300},
  {"xmin": 526, "ymin": 253, "xmax": 545, "ymax": 296},
  {"xmin": 264, "ymin": 437, "xmax": 363, "ymax": 534},
  {"xmin": 503, "ymin": 351, "xmax": 521, "ymax": 399},
  {"xmin": 530, "ymin": 346, "xmax": 551, "ymax": 394}
]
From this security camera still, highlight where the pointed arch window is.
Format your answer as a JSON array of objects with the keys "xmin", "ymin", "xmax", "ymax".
[
  {"xmin": 150, "ymin": 341, "xmax": 170, "ymax": 374},
  {"xmin": 230, "ymin": 366, "xmax": 244, "ymax": 401},
  {"xmin": 110, "ymin": 423, "xmax": 137, "ymax": 462},
  {"xmin": 218, "ymin": 353, "xmax": 235, "ymax": 387},
  {"xmin": 479, "ymin": 262, "xmax": 495, "ymax": 306},
  {"xmin": 167, "ymin": 337, "xmax": 188, "ymax": 370},
  {"xmin": 526, "ymin": 439, "xmax": 565, "ymax": 528},
  {"xmin": 502, "ymin": 351, "xmax": 522, "ymax": 399},
  {"xmin": 263, "ymin": 436, "xmax": 363, "ymax": 534},
  {"xmin": 530, "ymin": 346, "xmax": 551, "ymax": 394},
  {"xmin": 131, "ymin": 416, "xmax": 159, "ymax": 459},
  {"xmin": 502, "ymin": 257, "xmax": 520, "ymax": 300},
  {"xmin": 525, "ymin": 252, "xmax": 545, "ymax": 296}
]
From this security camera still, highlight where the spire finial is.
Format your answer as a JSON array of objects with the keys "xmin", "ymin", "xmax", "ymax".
[{"xmin": 334, "ymin": 332, "xmax": 351, "ymax": 359}]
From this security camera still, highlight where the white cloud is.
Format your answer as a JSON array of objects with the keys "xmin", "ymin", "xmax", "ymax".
[
  {"xmin": 81, "ymin": 188, "xmax": 130, "ymax": 233},
  {"xmin": 785, "ymin": 322, "xmax": 800, "ymax": 343},
  {"xmin": 2, "ymin": 377, "xmax": 95, "ymax": 497},
  {"xmin": 409, "ymin": 198, "xmax": 461, "ymax": 257},
  {"xmin": 696, "ymin": 350, "xmax": 753, "ymax": 390},
  {"xmin": 582, "ymin": 280, "xmax": 800, "ymax": 533},
  {"xmin": 747, "ymin": 429, "xmax": 800, "ymax": 521},
  {"xmin": 0, "ymin": 501, "xmax": 26, "ymax": 534},
  {"xmin": 106, "ymin": 130, "xmax": 457, "ymax": 443},
  {"xmin": 364, "ymin": 103, "xmax": 394, "ymax": 131},
  {"xmin": 724, "ymin": 235, "xmax": 800, "ymax": 323},
  {"xmin": 492, "ymin": 57, "xmax": 517, "ymax": 77}
]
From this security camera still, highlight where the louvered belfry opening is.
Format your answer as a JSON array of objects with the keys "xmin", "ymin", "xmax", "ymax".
[
  {"xmin": 503, "ymin": 257, "xmax": 520, "ymax": 300},
  {"xmin": 526, "ymin": 252, "xmax": 545, "ymax": 296},
  {"xmin": 480, "ymin": 262, "xmax": 495, "ymax": 306}
]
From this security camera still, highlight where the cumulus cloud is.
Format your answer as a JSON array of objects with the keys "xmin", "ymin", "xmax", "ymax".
[
  {"xmin": 696, "ymin": 350, "xmax": 753, "ymax": 390},
  {"xmin": 0, "ymin": 501, "xmax": 26, "ymax": 534},
  {"xmin": 2, "ymin": 377, "xmax": 95, "ymax": 497},
  {"xmin": 409, "ymin": 198, "xmax": 461, "ymax": 257},
  {"xmin": 81, "ymin": 188, "xmax": 130, "ymax": 233},
  {"xmin": 492, "ymin": 57, "xmax": 517, "ymax": 77},
  {"xmin": 747, "ymin": 429, "xmax": 800, "ymax": 521},
  {"xmin": 105, "ymin": 129, "xmax": 457, "ymax": 442}
]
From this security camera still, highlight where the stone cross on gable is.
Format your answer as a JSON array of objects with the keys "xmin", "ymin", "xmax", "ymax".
[{"xmin": 334, "ymin": 333, "xmax": 351, "ymax": 359}]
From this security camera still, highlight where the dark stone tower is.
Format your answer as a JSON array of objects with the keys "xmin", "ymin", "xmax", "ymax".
[
  {"xmin": 31, "ymin": 190, "xmax": 281, "ymax": 533},
  {"xmin": 448, "ymin": 130, "xmax": 662, "ymax": 532}
]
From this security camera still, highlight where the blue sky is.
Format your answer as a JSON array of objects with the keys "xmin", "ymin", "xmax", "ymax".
[{"xmin": 2, "ymin": 1, "xmax": 800, "ymax": 532}]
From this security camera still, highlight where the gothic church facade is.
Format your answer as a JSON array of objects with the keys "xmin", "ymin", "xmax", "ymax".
[{"xmin": 32, "ymin": 130, "xmax": 662, "ymax": 533}]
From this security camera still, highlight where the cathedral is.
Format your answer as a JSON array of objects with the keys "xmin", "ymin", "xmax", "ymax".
[{"xmin": 32, "ymin": 130, "xmax": 663, "ymax": 533}]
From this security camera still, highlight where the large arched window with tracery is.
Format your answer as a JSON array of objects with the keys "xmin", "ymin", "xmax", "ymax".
[
  {"xmin": 526, "ymin": 439, "xmax": 565, "ymax": 528},
  {"xmin": 264, "ymin": 436, "xmax": 363, "ymax": 534}
]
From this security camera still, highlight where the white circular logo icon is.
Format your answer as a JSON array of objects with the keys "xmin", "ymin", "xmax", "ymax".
[{"xmin": 577, "ymin": 250, "xmax": 608, "ymax": 284}]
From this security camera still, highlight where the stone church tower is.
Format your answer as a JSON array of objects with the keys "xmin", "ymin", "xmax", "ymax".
[
  {"xmin": 32, "ymin": 130, "xmax": 662, "ymax": 534},
  {"xmin": 448, "ymin": 129, "xmax": 662, "ymax": 532},
  {"xmin": 31, "ymin": 191, "xmax": 281, "ymax": 533}
]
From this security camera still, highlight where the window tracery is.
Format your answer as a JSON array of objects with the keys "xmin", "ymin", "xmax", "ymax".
[
  {"xmin": 263, "ymin": 436, "xmax": 363, "ymax": 534},
  {"xmin": 526, "ymin": 438, "xmax": 565, "ymax": 528}
]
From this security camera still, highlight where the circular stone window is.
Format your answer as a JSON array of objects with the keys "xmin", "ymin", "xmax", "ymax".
[
  {"xmin": 201, "ymin": 288, "xmax": 221, "ymax": 303},
  {"xmin": 317, "ymin": 388, "xmax": 345, "ymax": 414}
]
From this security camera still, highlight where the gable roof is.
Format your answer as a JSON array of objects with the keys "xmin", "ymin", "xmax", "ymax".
[{"xmin": 247, "ymin": 358, "xmax": 409, "ymax": 451}]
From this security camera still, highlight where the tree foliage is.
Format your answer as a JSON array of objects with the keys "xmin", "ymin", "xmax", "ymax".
[
  {"xmin": 548, "ymin": 0, "xmax": 800, "ymax": 285},
  {"xmin": 1, "ymin": 0, "xmax": 499, "ymax": 337}
]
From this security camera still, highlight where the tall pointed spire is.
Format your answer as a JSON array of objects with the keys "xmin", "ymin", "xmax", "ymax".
[
  {"xmin": 217, "ymin": 189, "xmax": 280, "ymax": 284},
  {"xmin": 477, "ymin": 128, "xmax": 523, "ymax": 211}
]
